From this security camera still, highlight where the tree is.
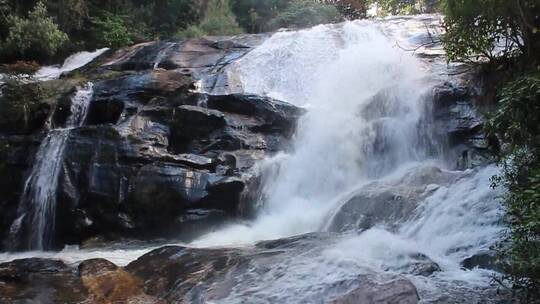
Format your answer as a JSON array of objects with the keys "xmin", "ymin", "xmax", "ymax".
[
  {"xmin": 1, "ymin": 1, "xmax": 68, "ymax": 61},
  {"xmin": 486, "ymin": 75, "xmax": 540, "ymax": 302},
  {"xmin": 442, "ymin": 0, "xmax": 540, "ymax": 63},
  {"xmin": 176, "ymin": 0, "xmax": 244, "ymax": 38},
  {"xmin": 231, "ymin": 0, "xmax": 290, "ymax": 33},
  {"xmin": 323, "ymin": 0, "xmax": 367, "ymax": 19},
  {"xmin": 150, "ymin": 0, "xmax": 201, "ymax": 38},
  {"xmin": 443, "ymin": 1, "xmax": 540, "ymax": 301},
  {"xmin": 47, "ymin": 0, "xmax": 89, "ymax": 34},
  {"xmin": 90, "ymin": 12, "xmax": 133, "ymax": 48},
  {"xmin": 267, "ymin": 0, "xmax": 342, "ymax": 30}
]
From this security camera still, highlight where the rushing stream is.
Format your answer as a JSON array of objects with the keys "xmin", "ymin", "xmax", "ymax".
[{"xmin": 0, "ymin": 16, "xmax": 505, "ymax": 303}]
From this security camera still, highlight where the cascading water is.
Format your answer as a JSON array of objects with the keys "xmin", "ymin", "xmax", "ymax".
[
  {"xmin": 194, "ymin": 19, "xmax": 435, "ymax": 246},
  {"xmin": 34, "ymin": 48, "xmax": 109, "ymax": 81},
  {"xmin": 8, "ymin": 83, "xmax": 94, "ymax": 250},
  {"xmin": 191, "ymin": 16, "xmax": 505, "ymax": 302}
]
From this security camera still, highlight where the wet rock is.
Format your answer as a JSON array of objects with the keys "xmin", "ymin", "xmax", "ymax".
[
  {"xmin": 0, "ymin": 135, "xmax": 41, "ymax": 249},
  {"xmin": 169, "ymin": 105, "xmax": 227, "ymax": 148},
  {"xmin": 1, "ymin": 34, "xmax": 302, "ymax": 249},
  {"xmin": 0, "ymin": 79, "xmax": 80, "ymax": 134},
  {"xmin": 206, "ymin": 94, "xmax": 304, "ymax": 135},
  {"xmin": 461, "ymin": 251, "xmax": 502, "ymax": 272},
  {"xmin": 327, "ymin": 166, "xmax": 461, "ymax": 233},
  {"xmin": 128, "ymin": 163, "xmax": 211, "ymax": 224},
  {"xmin": 0, "ymin": 258, "xmax": 88, "ymax": 304},
  {"xmin": 330, "ymin": 278, "xmax": 419, "ymax": 304},
  {"xmin": 0, "ymin": 235, "xmax": 422, "ymax": 304},
  {"xmin": 391, "ymin": 253, "xmax": 441, "ymax": 276},
  {"xmin": 430, "ymin": 82, "xmax": 493, "ymax": 169}
]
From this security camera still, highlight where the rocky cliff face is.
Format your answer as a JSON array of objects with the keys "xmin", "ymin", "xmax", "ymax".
[{"xmin": 0, "ymin": 36, "xmax": 302, "ymax": 250}]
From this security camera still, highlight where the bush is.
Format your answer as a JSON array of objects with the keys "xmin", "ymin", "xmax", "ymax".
[
  {"xmin": 0, "ymin": 77, "xmax": 51, "ymax": 133},
  {"xmin": 90, "ymin": 13, "xmax": 133, "ymax": 48},
  {"xmin": 150, "ymin": 0, "xmax": 202, "ymax": 38},
  {"xmin": 442, "ymin": 0, "xmax": 539, "ymax": 63},
  {"xmin": 0, "ymin": 61, "xmax": 40, "ymax": 75},
  {"xmin": 175, "ymin": 0, "xmax": 244, "ymax": 38},
  {"xmin": 486, "ymin": 75, "xmax": 540, "ymax": 302},
  {"xmin": 267, "ymin": 0, "xmax": 342, "ymax": 31},
  {"xmin": 1, "ymin": 1, "xmax": 68, "ymax": 61},
  {"xmin": 199, "ymin": 0, "xmax": 244, "ymax": 36},
  {"xmin": 174, "ymin": 25, "xmax": 207, "ymax": 39}
]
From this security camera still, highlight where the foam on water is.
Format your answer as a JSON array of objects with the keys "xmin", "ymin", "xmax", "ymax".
[
  {"xmin": 35, "ymin": 48, "xmax": 109, "ymax": 81},
  {"xmin": 193, "ymin": 18, "xmax": 434, "ymax": 247}
]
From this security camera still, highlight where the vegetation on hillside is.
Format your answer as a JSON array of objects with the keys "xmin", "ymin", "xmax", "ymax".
[{"xmin": 0, "ymin": 0, "xmax": 369, "ymax": 64}]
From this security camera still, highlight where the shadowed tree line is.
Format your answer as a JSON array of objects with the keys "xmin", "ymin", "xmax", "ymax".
[{"xmin": 0, "ymin": 0, "xmax": 445, "ymax": 64}]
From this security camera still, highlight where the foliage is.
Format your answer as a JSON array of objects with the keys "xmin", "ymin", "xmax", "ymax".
[
  {"xmin": 0, "ymin": 61, "xmax": 40, "ymax": 75},
  {"xmin": 174, "ymin": 25, "xmax": 207, "ymax": 39},
  {"xmin": 231, "ymin": 0, "xmax": 290, "ymax": 33},
  {"xmin": 90, "ymin": 12, "xmax": 133, "ymax": 48},
  {"xmin": 326, "ymin": 0, "xmax": 368, "ymax": 19},
  {"xmin": 267, "ymin": 0, "xmax": 342, "ymax": 30},
  {"xmin": 442, "ymin": 0, "xmax": 540, "ymax": 63},
  {"xmin": 486, "ymin": 75, "xmax": 540, "ymax": 302},
  {"xmin": 1, "ymin": 1, "xmax": 68, "ymax": 61},
  {"xmin": 46, "ymin": 0, "xmax": 89, "ymax": 34},
  {"xmin": 199, "ymin": 0, "xmax": 244, "ymax": 36},
  {"xmin": 149, "ymin": 0, "xmax": 202, "ymax": 39},
  {"xmin": 369, "ymin": 0, "xmax": 440, "ymax": 15},
  {"xmin": 176, "ymin": 0, "xmax": 244, "ymax": 38},
  {"xmin": 0, "ymin": 77, "xmax": 51, "ymax": 132}
]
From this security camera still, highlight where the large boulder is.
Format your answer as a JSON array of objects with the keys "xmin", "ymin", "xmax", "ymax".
[
  {"xmin": 429, "ymin": 82, "xmax": 494, "ymax": 170},
  {"xmin": 326, "ymin": 166, "xmax": 462, "ymax": 233}
]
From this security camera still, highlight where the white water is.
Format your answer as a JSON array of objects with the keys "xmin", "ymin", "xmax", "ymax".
[
  {"xmin": 193, "ymin": 19, "xmax": 435, "ymax": 247},
  {"xmin": 9, "ymin": 83, "xmax": 94, "ymax": 250},
  {"xmin": 190, "ymin": 16, "xmax": 504, "ymax": 301},
  {"xmin": 35, "ymin": 48, "xmax": 109, "ymax": 81}
]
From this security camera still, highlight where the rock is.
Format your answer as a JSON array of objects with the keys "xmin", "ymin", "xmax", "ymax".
[
  {"xmin": 1, "ymin": 33, "xmax": 302, "ymax": 249},
  {"xmin": 391, "ymin": 253, "xmax": 441, "ymax": 277},
  {"xmin": 79, "ymin": 258, "xmax": 119, "ymax": 277},
  {"xmin": 0, "ymin": 79, "xmax": 81, "ymax": 135},
  {"xmin": 0, "ymin": 258, "xmax": 88, "ymax": 304},
  {"xmin": 79, "ymin": 258, "xmax": 160, "ymax": 304},
  {"xmin": 461, "ymin": 251, "xmax": 503, "ymax": 272},
  {"xmin": 206, "ymin": 94, "xmax": 304, "ymax": 135},
  {"xmin": 0, "ymin": 135, "xmax": 41, "ymax": 249},
  {"xmin": 169, "ymin": 105, "xmax": 227, "ymax": 151},
  {"xmin": 128, "ymin": 163, "xmax": 211, "ymax": 224},
  {"xmin": 430, "ymin": 82, "xmax": 493, "ymax": 169},
  {"xmin": 327, "ymin": 166, "xmax": 461, "ymax": 233},
  {"xmin": 0, "ymin": 233, "xmax": 423, "ymax": 304},
  {"xmin": 330, "ymin": 278, "xmax": 419, "ymax": 304}
]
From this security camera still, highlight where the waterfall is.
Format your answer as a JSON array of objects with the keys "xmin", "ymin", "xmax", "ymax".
[
  {"xmin": 193, "ymin": 19, "xmax": 436, "ymax": 246},
  {"xmin": 35, "ymin": 48, "xmax": 109, "ymax": 81},
  {"xmin": 9, "ymin": 83, "xmax": 94, "ymax": 250},
  {"xmin": 153, "ymin": 42, "xmax": 176, "ymax": 69},
  {"xmin": 190, "ymin": 16, "xmax": 504, "ymax": 300}
]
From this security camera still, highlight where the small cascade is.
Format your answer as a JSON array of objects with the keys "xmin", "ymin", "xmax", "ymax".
[
  {"xmin": 8, "ymin": 83, "xmax": 94, "ymax": 250},
  {"xmin": 35, "ymin": 48, "xmax": 109, "ymax": 81},
  {"xmin": 153, "ymin": 42, "xmax": 176, "ymax": 69},
  {"xmin": 66, "ymin": 82, "xmax": 94, "ymax": 127}
]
